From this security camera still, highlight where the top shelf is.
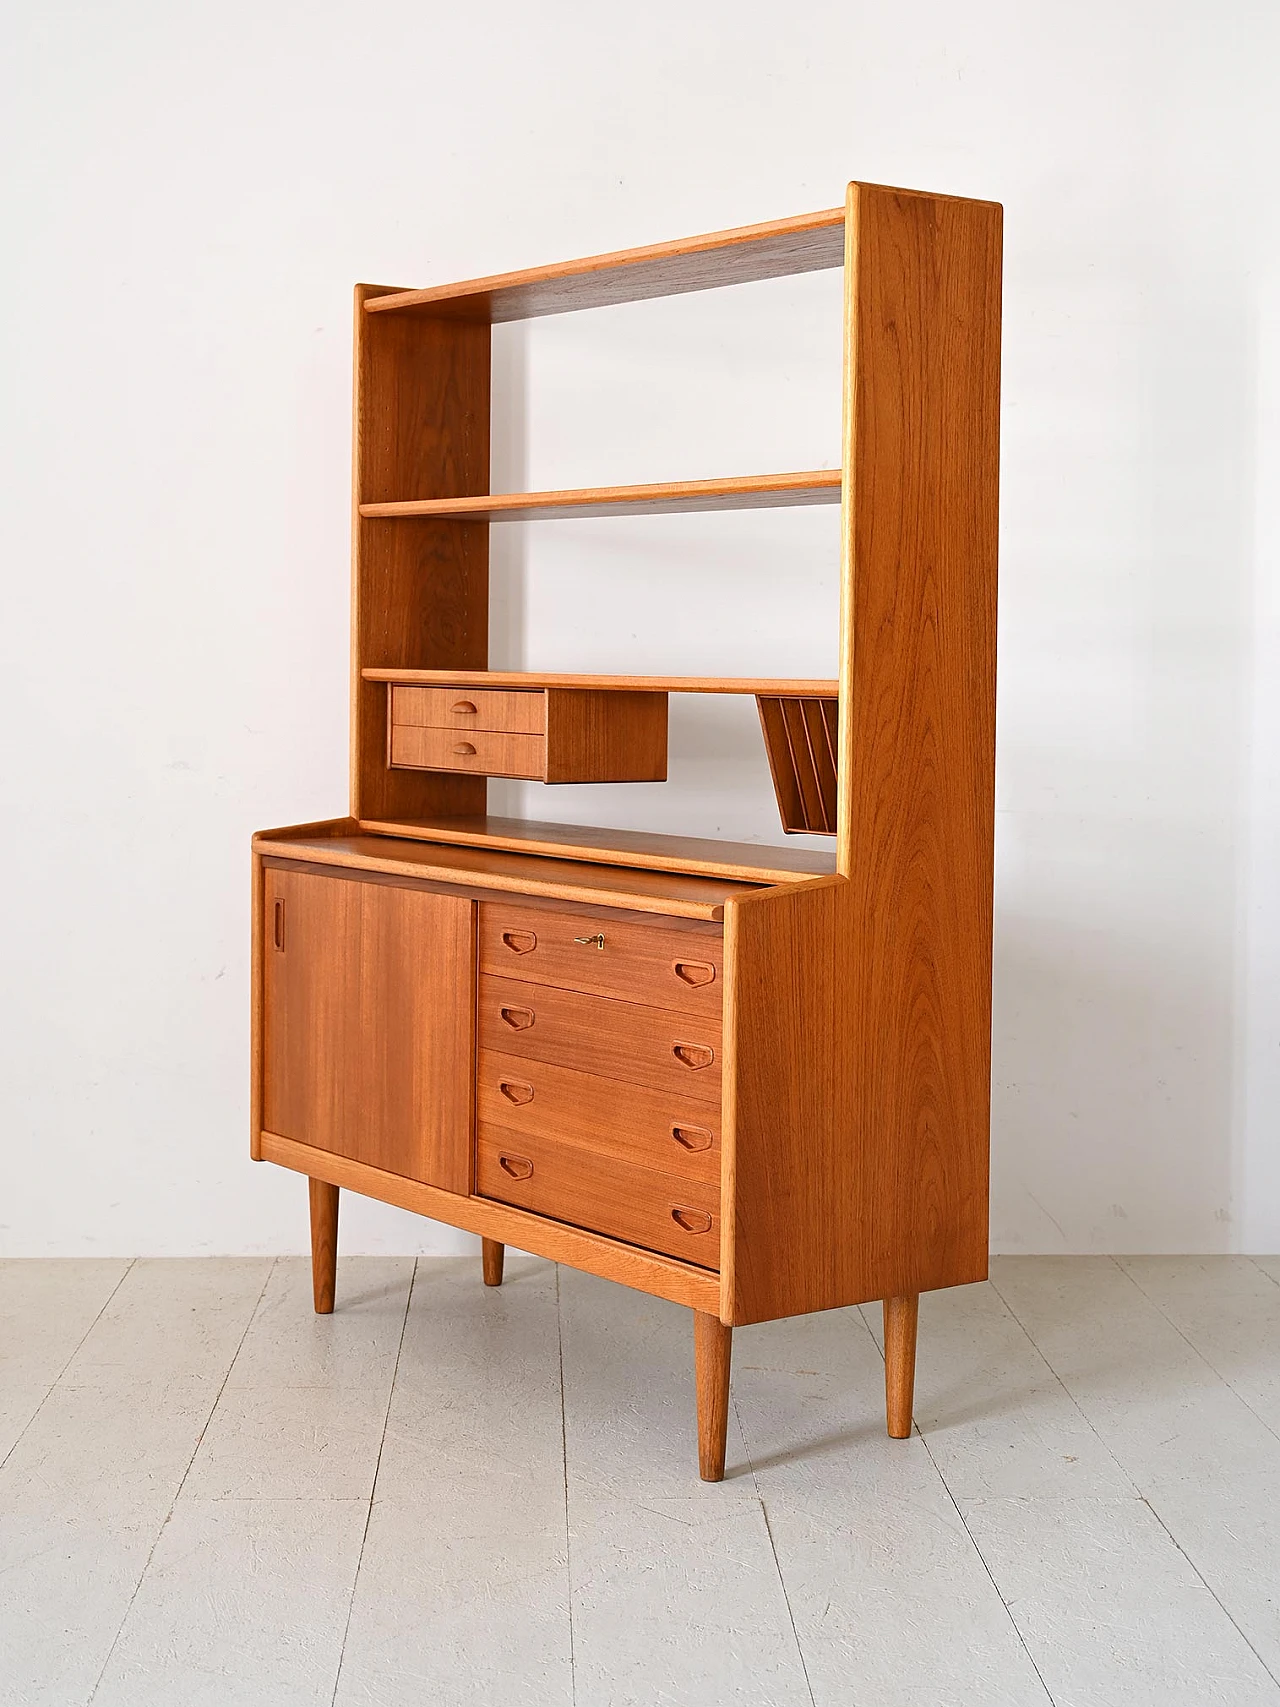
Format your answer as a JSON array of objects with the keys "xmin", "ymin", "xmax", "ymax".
[{"xmin": 362, "ymin": 207, "xmax": 846, "ymax": 323}]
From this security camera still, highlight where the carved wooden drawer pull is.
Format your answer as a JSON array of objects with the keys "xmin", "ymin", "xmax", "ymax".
[
  {"xmin": 499, "ymin": 1154, "xmax": 534, "ymax": 1180},
  {"xmin": 451, "ymin": 700, "xmax": 478, "ymax": 714},
  {"xmin": 674, "ymin": 960, "xmax": 716, "ymax": 988},
  {"xmin": 673, "ymin": 1042, "xmax": 714, "ymax": 1071},
  {"xmin": 499, "ymin": 1080, "xmax": 534, "ymax": 1106},
  {"xmin": 500, "ymin": 1005, "xmax": 535, "ymax": 1030},
  {"xmin": 452, "ymin": 741, "xmax": 477, "ymax": 756},
  {"xmin": 501, "ymin": 929, "xmax": 538, "ymax": 954},
  {"xmin": 671, "ymin": 1207, "xmax": 713, "ymax": 1235},
  {"xmin": 671, "ymin": 1124, "xmax": 712, "ymax": 1152}
]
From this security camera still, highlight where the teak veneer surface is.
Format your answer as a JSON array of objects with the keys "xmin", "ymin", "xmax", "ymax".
[
  {"xmin": 479, "ymin": 975, "xmax": 723, "ymax": 1104},
  {"xmin": 361, "ymin": 207, "xmax": 846, "ymax": 322},
  {"xmin": 477, "ymin": 1050, "xmax": 721, "ymax": 1185},
  {"xmin": 350, "ymin": 815, "xmax": 837, "ymax": 883},
  {"xmin": 478, "ymin": 900, "xmax": 723, "ymax": 1017},
  {"xmin": 359, "ymin": 470, "xmax": 841, "ymax": 522},
  {"xmin": 261, "ymin": 1131, "xmax": 722, "ymax": 1315},
  {"xmin": 253, "ymin": 825, "xmax": 760, "ymax": 919},
  {"xmin": 391, "ymin": 685, "xmax": 547, "ymax": 733},
  {"xmin": 366, "ymin": 670, "xmax": 839, "ymax": 697},
  {"xmin": 263, "ymin": 868, "xmax": 473, "ymax": 1191},
  {"xmin": 477, "ymin": 1128, "xmax": 721, "ymax": 1269}
]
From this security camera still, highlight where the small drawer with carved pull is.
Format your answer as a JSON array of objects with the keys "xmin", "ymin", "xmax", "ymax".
[
  {"xmin": 475, "ymin": 1129, "xmax": 720, "ymax": 1269},
  {"xmin": 478, "ymin": 903, "xmax": 722, "ymax": 1016},
  {"xmin": 478, "ymin": 1049, "xmax": 720, "ymax": 1184},
  {"xmin": 388, "ymin": 724, "xmax": 545, "ymax": 779},
  {"xmin": 387, "ymin": 684, "xmax": 667, "ymax": 783},
  {"xmin": 390, "ymin": 685, "xmax": 546, "ymax": 734},
  {"xmin": 479, "ymin": 975, "xmax": 721, "ymax": 1103}
]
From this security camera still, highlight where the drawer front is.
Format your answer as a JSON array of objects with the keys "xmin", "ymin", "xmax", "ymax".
[
  {"xmin": 478, "ymin": 902, "xmax": 722, "ymax": 1017},
  {"xmin": 479, "ymin": 975, "xmax": 722, "ymax": 1104},
  {"xmin": 477, "ymin": 1129, "xmax": 720, "ymax": 1268},
  {"xmin": 478, "ymin": 1050, "xmax": 720, "ymax": 1185},
  {"xmin": 391, "ymin": 685, "xmax": 546, "ymax": 734},
  {"xmin": 389, "ymin": 724, "xmax": 545, "ymax": 779}
]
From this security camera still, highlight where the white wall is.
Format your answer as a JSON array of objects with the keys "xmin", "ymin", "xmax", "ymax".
[{"xmin": 2, "ymin": 0, "xmax": 1277, "ymax": 1256}]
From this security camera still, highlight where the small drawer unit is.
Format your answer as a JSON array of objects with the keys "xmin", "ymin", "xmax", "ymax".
[
  {"xmin": 387, "ymin": 683, "xmax": 668, "ymax": 784},
  {"xmin": 474, "ymin": 902, "xmax": 724, "ymax": 1269}
]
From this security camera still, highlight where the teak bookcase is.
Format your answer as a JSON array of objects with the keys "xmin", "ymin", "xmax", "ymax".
[{"xmin": 251, "ymin": 181, "xmax": 1002, "ymax": 1480}]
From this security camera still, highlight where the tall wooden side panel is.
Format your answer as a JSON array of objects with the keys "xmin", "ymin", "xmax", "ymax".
[
  {"xmin": 722, "ymin": 183, "xmax": 1002, "ymax": 1327},
  {"xmin": 352, "ymin": 287, "xmax": 491, "ymax": 823}
]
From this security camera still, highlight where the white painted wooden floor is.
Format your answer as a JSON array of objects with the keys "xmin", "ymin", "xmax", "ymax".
[{"xmin": 2, "ymin": 1255, "xmax": 1279, "ymax": 1706}]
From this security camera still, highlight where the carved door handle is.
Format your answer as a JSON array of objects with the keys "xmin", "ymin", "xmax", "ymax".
[
  {"xmin": 673, "ymin": 1042, "xmax": 714, "ymax": 1070},
  {"xmin": 501, "ymin": 929, "xmax": 537, "ymax": 954},
  {"xmin": 674, "ymin": 960, "xmax": 716, "ymax": 988},
  {"xmin": 452, "ymin": 741, "xmax": 477, "ymax": 756},
  {"xmin": 500, "ymin": 1006, "xmax": 535, "ymax": 1031},
  {"xmin": 499, "ymin": 1155, "xmax": 533, "ymax": 1180},
  {"xmin": 451, "ymin": 700, "xmax": 478, "ymax": 714},
  {"xmin": 499, "ymin": 1080, "xmax": 534, "ymax": 1105},
  {"xmin": 671, "ymin": 1124, "xmax": 712, "ymax": 1152},
  {"xmin": 671, "ymin": 1207, "xmax": 712, "ymax": 1235}
]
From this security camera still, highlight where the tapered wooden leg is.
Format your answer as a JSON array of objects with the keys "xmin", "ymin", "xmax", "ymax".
[
  {"xmin": 694, "ymin": 1311, "xmax": 732, "ymax": 1481},
  {"xmin": 308, "ymin": 1178, "xmax": 339, "ymax": 1315},
  {"xmin": 482, "ymin": 1238, "xmax": 505, "ymax": 1287},
  {"xmin": 883, "ymin": 1293, "xmax": 919, "ymax": 1438}
]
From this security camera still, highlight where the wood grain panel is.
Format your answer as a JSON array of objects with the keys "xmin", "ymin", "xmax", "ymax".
[
  {"xmin": 359, "ymin": 469, "xmax": 840, "ymax": 521},
  {"xmin": 259, "ymin": 1130, "xmax": 722, "ymax": 1315},
  {"xmin": 477, "ymin": 1129, "xmax": 720, "ymax": 1268},
  {"xmin": 362, "ymin": 206, "xmax": 846, "ymax": 322},
  {"xmin": 478, "ymin": 1050, "xmax": 721, "ymax": 1184},
  {"xmin": 351, "ymin": 285, "xmax": 491, "ymax": 823},
  {"xmin": 543, "ymin": 689, "xmax": 668, "ymax": 783},
  {"xmin": 262, "ymin": 866, "xmax": 473, "ymax": 1190},
  {"xmin": 722, "ymin": 181, "xmax": 1000, "ymax": 1326},
  {"xmin": 479, "ymin": 975, "xmax": 722, "ymax": 1103},
  {"xmin": 391, "ymin": 685, "xmax": 546, "ymax": 733},
  {"xmin": 479, "ymin": 901, "xmax": 722, "ymax": 1017}
]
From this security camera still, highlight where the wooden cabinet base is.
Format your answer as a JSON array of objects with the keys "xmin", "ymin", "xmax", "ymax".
[
  {"xmin": 695, "ymin": 1311, "xmax": 732, "ymax": 1481},
  {"xmin": 482, "ymin": 1238, "xmax": 505, "ymax": 1287},
  {"xmin": 308, "ymin": 1178, "xmax": 339, "ymax": 1315}
]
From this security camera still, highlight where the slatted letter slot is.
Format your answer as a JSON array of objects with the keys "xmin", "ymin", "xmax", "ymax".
[{"xmin": 756, "ymin": 694, "xmax": 838, "ymax": 834}]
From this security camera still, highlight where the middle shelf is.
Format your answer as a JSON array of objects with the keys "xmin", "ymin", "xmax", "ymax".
[{"xmin": 357, "ymin": 469, "xmax": 842, "ymax": 522}]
